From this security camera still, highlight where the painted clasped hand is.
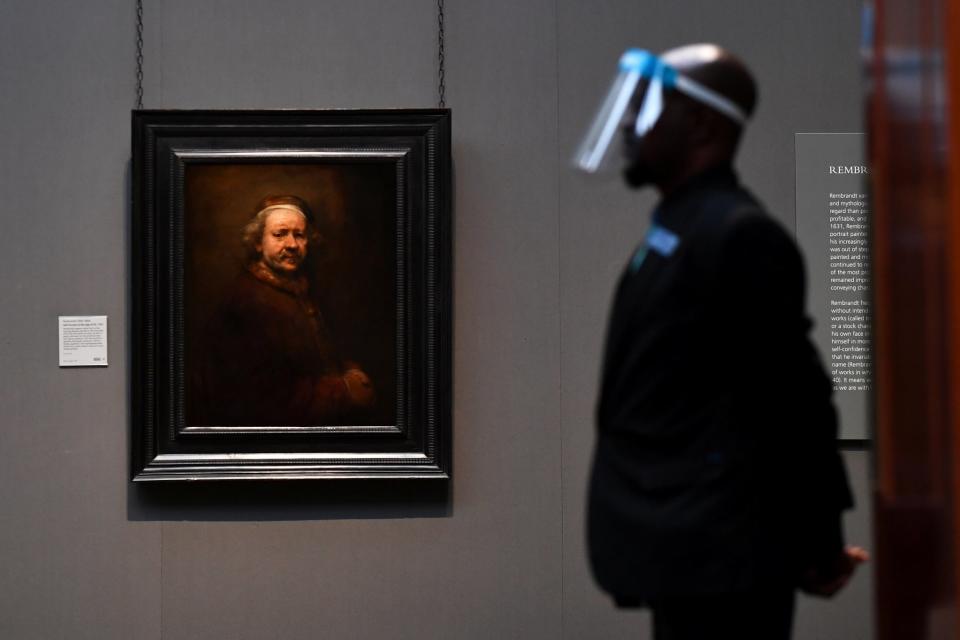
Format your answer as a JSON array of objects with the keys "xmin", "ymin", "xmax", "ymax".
[{"xmin": 343, "ymin": 368, "xmax": 375, "ymax": 407}]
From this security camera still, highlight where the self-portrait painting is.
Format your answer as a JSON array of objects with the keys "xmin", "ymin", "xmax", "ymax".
[{"xmin": 132, "ymin": 110, "xmax": 450, "ymax": 481}]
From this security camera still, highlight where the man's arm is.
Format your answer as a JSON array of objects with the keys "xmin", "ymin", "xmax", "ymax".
[{"xmin": 712, "ymin": 211, "xmax": 858, "ymax": 590}]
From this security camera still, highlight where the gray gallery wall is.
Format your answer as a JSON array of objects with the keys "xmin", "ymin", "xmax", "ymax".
[{"xmin": 0, "ymin": 1, "xmax": 871, "ymax": 639}]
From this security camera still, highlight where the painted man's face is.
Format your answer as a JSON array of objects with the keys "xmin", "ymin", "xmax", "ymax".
[{"xmin": 258, "ymin": 208, "xmax": 308, "ymax": 275}]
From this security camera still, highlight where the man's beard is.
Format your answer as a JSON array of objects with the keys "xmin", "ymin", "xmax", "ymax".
[{"xmin": 623, "ymin": 158, "xmax": 655, "ymax": 189}]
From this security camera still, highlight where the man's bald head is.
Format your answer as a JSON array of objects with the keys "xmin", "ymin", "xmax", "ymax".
[{"xmin": 661, "ymin": 44, "xmax": 758, "ymax": 121}]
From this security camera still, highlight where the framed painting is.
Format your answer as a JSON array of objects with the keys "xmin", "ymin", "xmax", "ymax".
[{"xmin": 131, "ymin": 110, "xmax": 451, "ymax": 481}]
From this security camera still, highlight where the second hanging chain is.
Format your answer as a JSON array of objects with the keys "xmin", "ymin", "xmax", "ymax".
[{"xmin": 437, "ymin": 0, "xmax": 446, "ymax": 108}]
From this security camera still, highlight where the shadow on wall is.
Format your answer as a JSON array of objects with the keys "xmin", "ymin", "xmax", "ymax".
[{"xmin": 127, "ymin": 480, "xmax": 452, "ymax": 522}]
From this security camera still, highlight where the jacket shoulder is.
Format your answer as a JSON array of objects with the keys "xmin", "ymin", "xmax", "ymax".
[{"xmin": 693, "ymin": 187, "xmax": 794, "ymax": 253}]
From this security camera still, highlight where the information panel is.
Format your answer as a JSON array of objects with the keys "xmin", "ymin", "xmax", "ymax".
[{"xmin": 796, "ymin": 133, "xmax": 870, "ymax": 441}]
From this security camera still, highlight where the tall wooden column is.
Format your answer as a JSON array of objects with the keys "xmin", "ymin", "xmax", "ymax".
[{"xmin": 871, "ymin": 0, "xmax": 960, "ymax": 637}]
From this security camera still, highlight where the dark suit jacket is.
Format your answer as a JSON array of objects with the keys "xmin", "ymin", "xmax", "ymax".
[{"xmin": 588, "ymin": 166, "xmax": 853, "ymax": 602}]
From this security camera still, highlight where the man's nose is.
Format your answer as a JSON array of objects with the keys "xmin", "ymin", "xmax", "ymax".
[{"xmin": 282, "ymin": 235, "xmax": 297, "ymax": 248}]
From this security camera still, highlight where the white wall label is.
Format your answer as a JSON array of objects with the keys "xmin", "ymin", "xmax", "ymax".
[{"xmin": 59, "ymin": 315, "xmax": 108, "ymax": 367}]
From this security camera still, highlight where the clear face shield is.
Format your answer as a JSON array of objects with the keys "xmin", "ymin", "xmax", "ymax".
[{"xmin": 572, "ymin": 49, "xmax": 749, "ymax": 174}]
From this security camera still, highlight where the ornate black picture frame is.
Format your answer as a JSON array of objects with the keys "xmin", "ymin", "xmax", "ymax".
[{"xmin": 131, "ymin": 110, "xmax": 451, "ymax": 481}]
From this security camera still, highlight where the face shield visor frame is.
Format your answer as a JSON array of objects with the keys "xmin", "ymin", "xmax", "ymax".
[{"xmin": 572, "ymin": 49, "xmax": 749, "ymax": 174}]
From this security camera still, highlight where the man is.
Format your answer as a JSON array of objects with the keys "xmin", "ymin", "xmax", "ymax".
[
  {"xmin": 191, "ymin": 195, "xmax": 374, "ymax": 426},
  {"xmin": 577, "ymin": 45, "xmax": 867, "ymax": 638}
]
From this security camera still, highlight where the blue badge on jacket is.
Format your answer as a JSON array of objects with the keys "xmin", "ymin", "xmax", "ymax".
[
  {"xmin": 629, "ymin": 224, "xmax": 680, "ymax": 273},
  {"xmin": 647, "ymin": 225, "xmax": 680, "ymax": 257}
]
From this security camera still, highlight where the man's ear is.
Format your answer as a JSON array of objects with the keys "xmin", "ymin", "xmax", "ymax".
[{"xmin": 688, "ymin": 104, "xmax": 719, "ymax": 147}]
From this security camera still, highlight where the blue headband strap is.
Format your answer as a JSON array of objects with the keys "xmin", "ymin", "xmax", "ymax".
[{"xmin": 619, "ymin": 49, "xmax": 678, "ymax": 89}]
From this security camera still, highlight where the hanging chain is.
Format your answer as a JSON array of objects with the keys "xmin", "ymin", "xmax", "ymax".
[
  {"xmin": 437, "ymin": 0, "xmax": 446, "ymax": 108},
  {"xmin": 136, "ymin": 0, "xmax": 144, "ymax": 109}
]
